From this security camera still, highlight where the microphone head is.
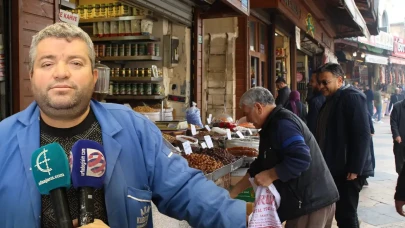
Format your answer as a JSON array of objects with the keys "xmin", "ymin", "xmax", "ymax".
[
  {"xmin": 71, "ymin": 140, "xmax": 106, "ymax": 189},
  {"xmin": 31, "ymin": 143, "xmax": 71, "ymax": 195}
]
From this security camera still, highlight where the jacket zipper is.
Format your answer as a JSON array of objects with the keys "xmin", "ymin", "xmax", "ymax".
[{"xmin": 288, "ymin": 184, "xmax": 302, "ymax": 209}]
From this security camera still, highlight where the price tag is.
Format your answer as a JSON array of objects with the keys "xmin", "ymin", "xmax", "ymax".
[
  {"xmin": 209, "ymin": 114, "xmax": 212, "ymax": 121},
  {"xmin": 204, "ymin": 135, "xmax": 214, "ymax": 148},
  {"xmin": 207, "ymin": 118, "xmax": 211, "ymax": 124},
  {"xmin": 205, "ymin": 125, "xmax": 211, "ymax": 131},
  {"xmin": 226, "ymin": 129, "xmax": 232, "ymax": 140},
  {"xmin": 182, "ymin": 141, "xmax": 192, "ymax": 155},
  {"xmin": 236, "ymin": 131, "xmax": 245, "ymax": 139},
  {"xmin": 247, "ymin": 129, "xmax": 253, "ymax": 135},
  {"xmin": 190, "ymin": 124, "xmax": 197, "ymax": 136},
  {"xmin": 201, "ymin": 142, "xmax": 207, "ymax": 149}
]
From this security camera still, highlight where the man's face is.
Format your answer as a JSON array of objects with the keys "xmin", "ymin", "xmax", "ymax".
[
  {"xmin": 31, "ymin": 37, "xmax": 98, "ymax": 120},
  {"xmin": 353, "ymin": 82, "xmax": 359, "ymax": 88},
  {"xmin": 318, "ymin": 72, "xmax": 343, "ymax": 97},
  {"xmin": 242, "ymin": 103, "xmax": 264, "ymax": 129},
  {"xmin": 276, "ymin": 82, "xmax": 285, "ymax": 90},
  {"xmin": 396, "ymin": 89, "xmax": 400, "ymax": 94},
  {"xmin": 310, "ymin": 75, "xmax": 319, "ymax": 92}
]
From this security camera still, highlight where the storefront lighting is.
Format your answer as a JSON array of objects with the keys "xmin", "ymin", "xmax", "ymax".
[
  {"xmin": 353, "ymin": 52, "xmax": 357, "ymax": 57},
  {"xmin": 361, "ymin": 53, "xmax": 365, "ymax": 58},
  {"xmin": 275, "ymin": 33, "xmax": 278, "ymax": 36}
]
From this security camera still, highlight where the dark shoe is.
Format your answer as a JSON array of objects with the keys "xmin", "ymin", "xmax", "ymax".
[{"xmin": 364, "ymin": 179, "xmax": 369, "ymax": 187}]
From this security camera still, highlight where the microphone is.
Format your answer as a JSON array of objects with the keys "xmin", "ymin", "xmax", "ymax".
[
  {"xmin": 70, "ymin": 139, "xmax": 106, "ymax": 226},
  {"xmin": 31, "ymin": 142, "xmax": 73, "ymax": 228}
]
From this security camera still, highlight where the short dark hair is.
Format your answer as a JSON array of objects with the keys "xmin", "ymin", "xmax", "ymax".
[
  {"xmin": 317, "ymin": 63, "xmax": 345, "ymax": 78},
  {"xmin": 275, "ymin": 77, "xmax": 286, "ymax": 84}
]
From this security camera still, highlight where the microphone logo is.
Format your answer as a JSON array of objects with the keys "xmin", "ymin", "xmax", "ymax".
[
  {"xmin": 85, "ymin": 148, "xmax": 106, "ymax": 177},
  {"xmin": 35, "ymin": 148, "xmax": 52, "ymax": 175}
]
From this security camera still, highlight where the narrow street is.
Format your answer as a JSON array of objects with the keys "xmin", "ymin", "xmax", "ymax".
[{"xmin": 332, "ymin": 116, "xmax": 405, "ymax": 227}]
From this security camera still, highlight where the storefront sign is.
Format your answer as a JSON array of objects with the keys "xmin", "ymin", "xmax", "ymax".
[
  {"xmin": 365, "ymin": 54, "xmax": 388, "ymax": 65},
  {"xmin": 393, "ymin": 36, "xmax": 405, "ymax": 59},
  {"xmin": 390, "ymin": 56, "xmax": 405, "ymax": 65},
  {"xmin": 358, "ymin": 31, "xmax": 393, "ymax": 51},
  {"xmin": 295, "ymin": 26, "xmax": 301, "ymax": 50},
  {"xmin": 59, "ymin": 9, "xmax": 80, "ymax": 26},
  {"xmin": 280, "ymin": 0, "xmax": 301, "ymax": 18}
]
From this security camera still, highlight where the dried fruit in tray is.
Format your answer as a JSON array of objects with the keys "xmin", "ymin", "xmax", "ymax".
[
  {"xmin": 198, "ymin": 148, "xmax": 236, "ymax": 165},
  {"xmin": 162, "ymin": 133, "xmax": 176, "ymax": 143},
  {"xmin": 183, "ymin": 154, "xmax": 224, "ymax": 174},
  {"xmin": 226, "ymin": 147, "xmax": 259, "ymax": 157},
  {"xmin": 133, "ymin": 106, "xmax": 159, "ymax": 113}
]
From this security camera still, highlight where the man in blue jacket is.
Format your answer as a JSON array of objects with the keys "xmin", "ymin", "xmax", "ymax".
[
  {"xmin": 0, "ymin": 22, "xmax": 245, "ymax": 228},
  {"xmin": 316, "ymin": 63, "xmax": 374, "ymax": 228}
]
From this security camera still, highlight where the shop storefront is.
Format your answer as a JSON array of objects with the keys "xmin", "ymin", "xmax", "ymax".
[
  {"xmin": 389, "ymin": 36, "xmax": 405, "ymax": 87},
  {"xmin": 0, "ymin": 0, "xmax": 11, "ymax": 120}
]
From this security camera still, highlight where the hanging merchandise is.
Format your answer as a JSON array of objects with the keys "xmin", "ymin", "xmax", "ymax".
[{"xmin": 186, "ymin": 102, "xmax": 203, "ymax": 128}]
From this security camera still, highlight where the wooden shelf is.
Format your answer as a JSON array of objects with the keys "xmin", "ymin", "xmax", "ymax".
[
  {"xmin": 106, "ymin": 95, "xmax": 165, "ymax": 100},
  {"xmin": 91, "ymin": 35, "xmax": 160, "ymax": 42},
  {"xmin": 97, "ymin": 56, "xmax": 162, "ymax": 61},
  {"xmin": 61, "ymin": 1, "xmax": 76, "ymax": 9},
  {"xmin": 110, "ymin": 77, "xmax": 163, "ymax": 82},
  {"xmin": 80, "ymin": 15, "xmax": 158, "ymax": 23}
]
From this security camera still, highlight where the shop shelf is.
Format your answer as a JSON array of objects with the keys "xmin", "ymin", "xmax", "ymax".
[
  {"xmin": 80, "ymin": 15, "xmax": 158, "ymax": 23},
  {"xmin": 97, "ymin": 56, "xmax": 162, "ymax": 61},
  {"xmin": 105, "ymin": 95, "xmax": 165, "ymax": 100},
  {"xmin": 212, "ymin": 164, "xmax": 232, "ymax": 181},
  {"xmin": 91, "ymin": 35, "xmax": 160, "ymax": 42},
  {"xmin": 110, "ymin": 77, "xmax": 163, "ymax": 82},
  {"xmin": 231, "ymin": 158, "xmax": 244, "ymax": 172}
]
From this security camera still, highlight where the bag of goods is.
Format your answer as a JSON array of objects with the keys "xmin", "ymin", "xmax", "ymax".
[
  {"xmin": 186, "ymin": 102, "xmax": 203, "ymax": 128},
  {"xmin": 183, "ymin": 154, "xmax": 223, "ymax": 173},
  {"xmin": 226, "ymin": 147, "xmax": 258, "ymax": 157},
  {"xmin": 247, "ymin": 178, "xmax": 282, "ymax": 228}
]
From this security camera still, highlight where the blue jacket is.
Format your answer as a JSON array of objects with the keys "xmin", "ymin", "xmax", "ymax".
[{"xmin": 0, "ymin": 101, "xmax": 245, "ymax": 228}]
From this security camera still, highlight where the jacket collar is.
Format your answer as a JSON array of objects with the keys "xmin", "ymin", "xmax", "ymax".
[
  {"xmin": 16, "ymin": 100, "xmax": 124, "ymax": 223},
  {"xmin": 261, "ymin": 105, "xmax": 284, "ymax": 131}
]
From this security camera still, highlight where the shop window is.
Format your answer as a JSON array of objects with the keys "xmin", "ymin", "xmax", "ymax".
[
  {"xmin": 249, "ymin": 21, "xmax": 256, "ymax": 51},
  {"xmin": 251, "ymin": 56, "xmax": 259, "ymax": 87},
  {"xmin": 260, "ymin": 24, "xmax": 266, "ymax": 54}
]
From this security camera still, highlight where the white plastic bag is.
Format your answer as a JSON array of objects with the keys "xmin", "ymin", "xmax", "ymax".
[{"xmin": 248, "ymin": 178, "xmax": 282, "ymax": 228}]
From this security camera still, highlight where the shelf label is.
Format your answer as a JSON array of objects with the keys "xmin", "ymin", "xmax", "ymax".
[
  {"xmin": 59, "ymin": 9, "xmax": 80, "ymax": 26},
  {"xmin": 247, "ymin": 129, "xmax": 253, "ymax": 135},
  {"xmin": 201, "ymin": 142, "xmax": 207, "ymax": 149},
  {"xmin": 182, "ymin": 142, "xmax": 192, "ymax": 155},
  {"xmin": 205, "ymin": 125, "xmax": 211, "ymax": 131},
  {"xmin": 204, "ymin": 136, "xmax": 214, "ymax": 148},
  {"xmin": 208, "ymin": 114, "xmax": 212, "ymax": 124},
  {"xmin": 236, "ymin": 131, "xmax": 245, "ymax": 139},
  {"xmin": 226, "ymin": 129, "xmax": 232, "ymax": 140},
  {"xmin": 190, "ymin": 124, "xmax": 197, "ymax": 136}
]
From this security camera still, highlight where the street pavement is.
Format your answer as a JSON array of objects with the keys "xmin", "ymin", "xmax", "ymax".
[{"xmin": 332, "ymin": 116, "xmax": 405, "ymax": 228}]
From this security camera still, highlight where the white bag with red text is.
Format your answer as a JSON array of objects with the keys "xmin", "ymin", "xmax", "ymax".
[{"xmin": 248, "ymin": 178, "xmax": 282, "ymax": 228}]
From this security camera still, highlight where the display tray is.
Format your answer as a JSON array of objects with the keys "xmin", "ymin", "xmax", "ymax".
[{"xmin": 204, "ymin": 158, "xmax": 244, "ymax": 181}]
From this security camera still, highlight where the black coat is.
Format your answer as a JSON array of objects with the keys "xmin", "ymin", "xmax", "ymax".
[
  {"xmin": 306, "ymin": 93, "xmax": 325, "ymax": 135},
  {"xmin": 320, "ymin": 86, "xmax": 374, "ymax": 177},
  {"xmin": 391, "ymin": 99, "xmax": 405, "ymax": 141},
  {"xmin": 275, "ymin": 86, "xmax": 291, "ymax": 107},
  {"xmin": 395, "ymin": 160, "xmax": 405, "ymax": 200},
  {"xmin": 390, "ymin": 94, "xmax": 404, "ymax": 111},
  {"xmin": 248, "ymin": 106, "xmax": 339, "ymax": 222}
]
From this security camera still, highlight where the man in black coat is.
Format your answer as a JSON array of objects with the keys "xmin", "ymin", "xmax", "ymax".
[
  {"xmin": 306, "ymin": 73, "xmax": 326, "ymax": 135},
  {"xmin": 275, "ymin": 77, "xmax": 291, "ymax": 107},
  {"xmin": 231, "ymin": 87, "xmax": 338, "ymax": 227},
  {"xmin": 316, "ymin": 63, "xmax": 373, "ymax": 228},
  {"xmin": 390, "ymin": 99, "xmax": 405, "ymax": 174},
  {"xmin": 389, "ymin": 88, "xmax": 403, "ymax": 113}
]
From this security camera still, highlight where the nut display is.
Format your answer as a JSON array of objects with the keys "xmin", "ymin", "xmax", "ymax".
[
  {"xmin": 195, "ymin": 131, "xmax": 224, "ymax": 138},
  {"xmin": 183, "ymin": 154, "xmax": 223, "ymax": 173},
  {"xmin": 226, "ymin": 147, "xmax": 259, "ymax": 157},
  {"xmin": 133, "ymin": 106, "xmax": 159, "ymax": 113},
  {"xmin": 198, "ymin": 148, "xmax": 236, "ymax": 165},
  {"xmin": 162, "ymin": 133, "xmax": 176, "ymax": 143}
]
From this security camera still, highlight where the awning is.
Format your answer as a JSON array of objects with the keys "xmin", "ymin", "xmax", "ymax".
[
  {"xmin": 195, "ymin": 0, "xmax": 250, "ymax": 18},
  {"xmin": 342, "ymin": 0, "xmax": 370, "ymax": 39},
  {"xmin": 390, "ymin": 56, "xmax": 405, "ymax": 65},
  {"xmin": 365, "ymin": 54, "xmax": 388, "ymax": 65}
]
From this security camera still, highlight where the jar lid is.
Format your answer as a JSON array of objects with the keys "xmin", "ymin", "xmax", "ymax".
[{"xmin": 95, "ymin": 61, "xmax": 109, "ymax": 69}]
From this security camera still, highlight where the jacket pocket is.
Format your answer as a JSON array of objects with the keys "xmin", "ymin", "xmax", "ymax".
[{"xmin": 126, "ymin": 187, "xmax": 153, "ymax": 228}]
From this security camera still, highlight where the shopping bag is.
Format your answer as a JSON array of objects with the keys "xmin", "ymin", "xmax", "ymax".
[{"xmin": 247, "ymin": 178, "xmax": 282, "ymax": 228}]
